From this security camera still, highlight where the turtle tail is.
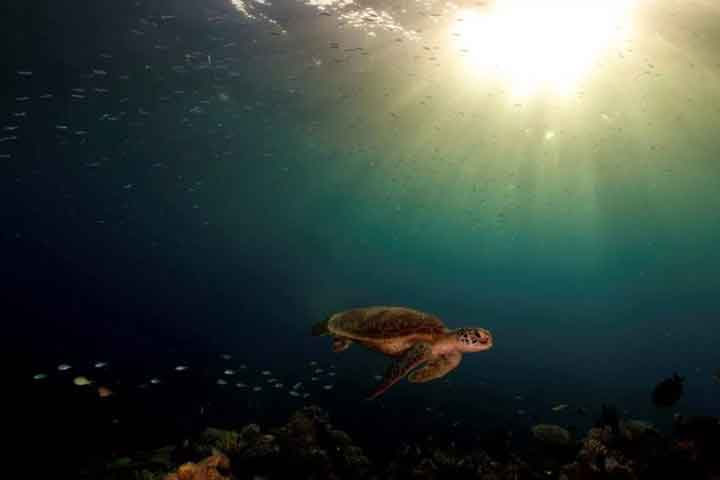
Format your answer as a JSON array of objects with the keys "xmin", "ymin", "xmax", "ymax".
[{"xmin": 311, "ymin": 317, "xmax": 331, "ymax": 336}]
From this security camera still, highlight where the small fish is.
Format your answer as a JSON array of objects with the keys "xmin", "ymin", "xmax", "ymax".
[
  {"xmin": 309, "ymin": 361, "xmax": 318, "ymax": 366},
  {"xmin": 57, "ymin": 364, "xmax": 72, "ymax": 371},
  {"xmin": 311, "ymin": 376, "xmax": 319, "ymax": 381},
  {"xmin": 235, "ymin": 382, "xmax": 247, "ymax": 388},
  {"xmin": 175, "ymin": 365, "xmax": 188, "ymax": 371},
  {"xmin": 73, "ymin": 376, "xmax": 93, "ymax": 386},
  {"xmin": 97, "ymin": 386, "xmax": 113, "ymax": 398},
  {"xmin": 292, "ymin": 382, "xmax": 303, "ymax": 390},
  {"xmin": 33, "ymin": 373, "xmax": 48, "ymax": 380},
  {"xmin": 302, "ymin": 393, "xmax": 310, "ymax": 398},
  {"xmin": 267, "ymin": 378, "xmax": 277, "ymax": 383},
  {"xmin": 328, "ymin": 372, "xmax": 336, "ymax": 377},
  {"xmin": 314, "ymin": 368, "xmax": 324, "ymax": 374},
  {"xmin": 252, "ymin": 386, "xmax": 263, "ymax": 392},
  {"xmin": 217, "ymin": 379, "xmax": 228, "ymax": 385},
  {"xmin": 275, "ymin": 383, "xmax": 284, "ymax": 388},
  {"xmin": 552, "ymin": 404, "xmax": 569, "ymax": 412},
  {"xmin": 373, "ymin": 375, "xmax": 382, "ymax": 381},
  {"xmin": 261, "ymin": 370, "xmax": 271, "ymax": 376},
  {"xmin": 94, "ymin": 362, "xmax": 108, "ymax": 368},
  {"xmin": 239, "ymin": 364, "xmax": 247, "ymax": 369},
  {"xmin": 223, "ymin": 369, "xmax": 236, "ymax": 375},
  {"xmin": 289, "ymin": 390, "xmax": 300, "ymax": 397},
  {"xmin": 323, "ymin": 385, "xmax": 333, "ymax": 390},
  {"xmin": 220, "ymin": 354, "xmax": 232, "ymax": 360},
  {"xmin": 149, "ymin": 378, "xmax": 161, "ymax": 385}
]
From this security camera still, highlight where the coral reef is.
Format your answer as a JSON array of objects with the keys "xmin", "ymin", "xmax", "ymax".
[{"xmin": 90, "ymin": 406, "xmax": 720, "ymax": 480}]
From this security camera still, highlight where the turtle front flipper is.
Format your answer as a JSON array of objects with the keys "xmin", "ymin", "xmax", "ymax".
[
  {"xmin": 408, "ymin": 351, "xmax": 462, "ymax": 383},
  {"xmin": 333, "ymin": 337, "xmax": 352, "ymax": 352},
  {"xmin": 367, "ymin": 342, "xmax": 433, "ymax": 400}
]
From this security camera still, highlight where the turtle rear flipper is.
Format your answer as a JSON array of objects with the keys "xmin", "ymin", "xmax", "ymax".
[
  {"xmin": 311, "ymin": 317, "xmax": 331, "ymax": 336},
  {"xmin": 367, "ymin": 342, "xmax": 433, "ymax": 400}
]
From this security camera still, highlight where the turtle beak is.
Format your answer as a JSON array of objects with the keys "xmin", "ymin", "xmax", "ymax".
[{"xmin": 478, "ymin": 329, "xmax": 493, "ymax": 349}]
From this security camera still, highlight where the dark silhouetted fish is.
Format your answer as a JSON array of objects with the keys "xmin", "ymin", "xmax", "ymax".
[{"xmin": 652, "ymin": 373, "xmax": 684, "ymax": 408}]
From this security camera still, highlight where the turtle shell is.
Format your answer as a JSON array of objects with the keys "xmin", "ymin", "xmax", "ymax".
[{"xmin": 327, "ymin": 306, "xmax": 448, "ymax": 341}]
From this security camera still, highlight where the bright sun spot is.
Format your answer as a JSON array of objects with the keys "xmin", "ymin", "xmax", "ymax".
[{"xmin": 452, "ymin": 0, "xmax": 637, "ymax": 97}]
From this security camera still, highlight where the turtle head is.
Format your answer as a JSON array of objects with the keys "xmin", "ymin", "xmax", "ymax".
[{"xmin": 455, "ymin": 327, "xmax": 493, "ymax": 352}]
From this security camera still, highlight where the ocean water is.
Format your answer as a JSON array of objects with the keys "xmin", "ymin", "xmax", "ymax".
[{"xmin": 3, "ymin": 0, "xmax": 719, "ymax": 476}]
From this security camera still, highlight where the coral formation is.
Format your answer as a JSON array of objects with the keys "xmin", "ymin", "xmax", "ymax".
[
  {"xmin": 163, "ymin": 453, "xmax": 231, "ymax": 480},
  {"xmin": 531, "ymin": 424, "xmax": 572, "ymax": 447},
  {"xmin": 88, "ymin": 405, "xmax": 720, "ymax": 480},
  {"xmin": 200, "ymin": 428, "xmax": 241, "ymax": 456}
]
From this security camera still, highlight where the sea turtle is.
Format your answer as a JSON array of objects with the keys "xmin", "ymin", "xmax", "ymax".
[{"xmin": 311, "ymin": 306, "xmax": 493, "ymax": 399}]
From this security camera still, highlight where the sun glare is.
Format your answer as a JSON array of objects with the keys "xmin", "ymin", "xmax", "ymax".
[{"xmin": 452, "ymin": 0, "xmax": 637, "ymax": 97}]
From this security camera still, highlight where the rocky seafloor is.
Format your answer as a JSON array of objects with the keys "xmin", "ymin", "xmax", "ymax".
[{"xmin": 85, "ymin": 406, "xmax": 720, "ymax": 480}]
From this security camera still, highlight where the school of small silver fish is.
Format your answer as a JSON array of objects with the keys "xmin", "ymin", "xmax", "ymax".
[{"xmin": 31, "ymin": 352, "xmax": 340, "ymax": 403}]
